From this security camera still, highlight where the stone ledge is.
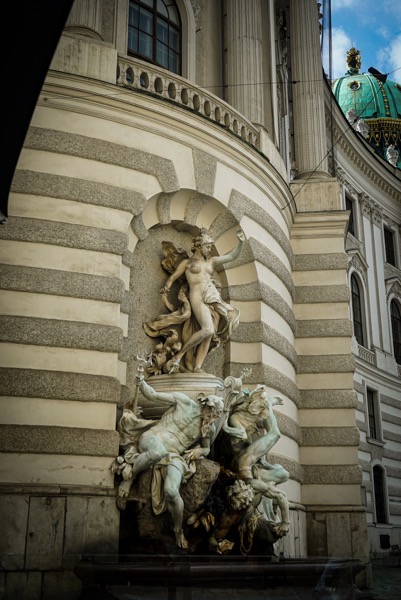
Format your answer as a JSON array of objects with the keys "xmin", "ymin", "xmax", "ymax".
[
  {"xmin": 295, "ymin": 285, "xmax": 350, "ymax": 304},
  {"xmin": 297, "ymin": 355, "xmax": 355, "ymax": 374},
  {"xmin": 0, "ymin": 216, "xmax": 127, "ymax": 255},
  {"xmin": 0, "ymin": 367, "xmax": 120, "ymax": 403},
  {"xmin": 296, "ymin": 319, "xmax": 353, "ymax": 338},
  {"xmin": 12, "ymin": 169, "xmax": 148, "ymax": 214},
  {"xmin": 0, "ymin": 264, "xmax": 125, "ymax": 302},
  {"xmin": 0, "ymin": 424, "xmax": 119, "ymax": 456},
  {"xmin": 0, "ymin": 315, "xmax": 123, "ymax": 353},
  {"xmin": 301, "ymin": 426, "xmax": 360, "ymax": 446},
  {"xmin": 24, "ymin": 127, "xmax": 180, "ymax": 193},
  {"xmin": 293, "ymin": 253, "xmax": 348, "ymax": 271},
  {"xmin": 303, "ymin": 464, "xmax": 362, "ymax": 485},
  {"xmin": 299, "ymin": 389, "xmax": 357, "ymax": 409}
]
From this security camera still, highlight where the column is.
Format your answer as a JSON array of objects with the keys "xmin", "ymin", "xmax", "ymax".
[
  {"xmin": 65, "ymin": 0, "xmax": 103, "ymax": 40},
  {"xmin": 289, "ymin": 0, "xmax": 329, "ymax": 178},
  {"xmin": 226, "ymin": 0, "xmax": 264, "ymax": 125}
]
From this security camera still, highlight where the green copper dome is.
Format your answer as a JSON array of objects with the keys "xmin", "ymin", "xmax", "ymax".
[{"xmin": 332, "ymin": 48, "xmax": 401, "ymax": 168}]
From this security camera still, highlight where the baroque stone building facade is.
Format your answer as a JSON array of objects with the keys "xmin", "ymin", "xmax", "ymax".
[{"xmin": 0, "ymin": 0, "xmax": 400, "ymax": 597}]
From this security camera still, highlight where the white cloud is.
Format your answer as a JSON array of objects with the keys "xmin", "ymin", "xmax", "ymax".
[
  {"xmin": 332, "ymin": 0, "xmax": 358, "ymax": 9},
  {"xmin": 383, "ymin": 0, "xmax": 401, "ymax": 24},
  {"xmin": 378, "ymin": 26, "xmax": 390, "ymax": 40},
  {"xmin": 376, "ymin": 33, "xmax": 401, "ymax": 83},
  {"xmin": 331, "ymin": 27, "xmax": 353, "ymax": 79}
]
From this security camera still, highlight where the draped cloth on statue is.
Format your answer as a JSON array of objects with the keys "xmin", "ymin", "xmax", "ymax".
[
  {"xmin": 143, "ymin": 279, "xmax": 240, "ymax": 372},
  {"xmin": 151, "ymin": 452, "xmax": 197, "ymax": 515},
  {"xmin": 118, "ymin": 409, "xmax": 156, "ymax": 451}
]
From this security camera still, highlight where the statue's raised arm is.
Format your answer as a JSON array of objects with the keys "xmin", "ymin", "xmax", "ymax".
[{"xmin": 211, "ymin": 228, "xmax": 245, "ymax": 268}]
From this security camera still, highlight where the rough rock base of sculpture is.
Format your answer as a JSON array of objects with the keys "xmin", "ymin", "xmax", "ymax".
[
  {"xmin": 119, "ymin": 458, "xmax": 220, "ymax": 554},
  {"xmin": 118, "ymin": 458, "xmax": 278, "ymax": 557}
]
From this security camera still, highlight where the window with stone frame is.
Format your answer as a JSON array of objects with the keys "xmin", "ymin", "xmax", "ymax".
[
  {"xmin": 346, "ymin": 194, "xmax": 356, "ymax": 237},
  {"xmin": 390, "ymin": 300, "xmax": 401, "ymax": 364},
  {"xmin": 366, "ymin": 387, "xmax": 380, "ymax": 440},
  {"xmin": 384, "ymin": 226, "xmax": 397, "ymax": 267},
  {"xmin": 373, "ymin": 465, "xmax": 387, "ymax": 524},
  {"xmin": 351, "ymin": 273, "xmax": 365, "ymax": 346},
  {"xmin": 128, "ymin": 0, "xmax": 182, "ymax": 74}
]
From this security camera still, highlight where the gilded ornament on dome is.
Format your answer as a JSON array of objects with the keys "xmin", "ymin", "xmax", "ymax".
[
  {"xmin": 346, "ymin": 47, "xmax": 361, "ymax": 74},
  {"xmin": 349, "ymin": 80, "xmax": 361, "ymax": 91}
]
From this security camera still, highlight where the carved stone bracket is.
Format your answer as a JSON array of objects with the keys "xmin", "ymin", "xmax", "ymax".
[
  {"xmin": 383, "ymin": 215, "xmax": 399, "ymax": 230},
  {"xmin": 360, "ymin": 194, "xmax": 372, "ymax": 218},
  {"xmin": 372, "ymin": 203, "xmax": 383, "ymax": 225},
  {"xmin": 386, "ymin": 279, "xmax": 401, "ymax": 302},
  {"xmin": 335, "ymin": 163, "xmax": 345, "ymax": 183},
  {"xmin": 348, "ymin": 252, "xmax": 368, "ymax": 286},
  {"xmin": 345, "ymin": 182, "xmax": 357, "ymax": 197},
  {"xmin": 359, "ymin": 195, "xmax": 383, "ymax": 225}
]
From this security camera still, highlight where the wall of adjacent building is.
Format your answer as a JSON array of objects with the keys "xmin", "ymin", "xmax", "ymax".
[{"xmin": 331, "ymin": 94, "xmax": 401, "ymax": 556}]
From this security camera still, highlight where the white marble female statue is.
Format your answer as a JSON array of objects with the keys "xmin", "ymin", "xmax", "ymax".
[{"xmin": 144, "ymin": 227, "xmax": 245, "ymax": 374}]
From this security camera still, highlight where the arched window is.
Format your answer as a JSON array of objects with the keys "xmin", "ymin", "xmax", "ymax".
[
  {"xmin": 128, "ymin": 0, "xmax": 182, "ymax": 74},
  {"xmin": 351, "ymin": 274, "xmax": 364, "ymax": 346},
  {"xmin": 373, "ymin": 465, "xmax": 387, "ymax": 524},
  {"xmin": 390, "ymin": 300, "xmax": 401, "ymax": 364}
]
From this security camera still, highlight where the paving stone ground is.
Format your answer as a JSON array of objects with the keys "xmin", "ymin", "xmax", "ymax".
[{"xmin": 371, "ymin": 557, "xmax": 401, "ymax": 600}]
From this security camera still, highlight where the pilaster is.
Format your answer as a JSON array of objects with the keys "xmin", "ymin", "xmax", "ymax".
[{"xmin": 292, "ymin": 210, "xmax": 369, "ymax": 562}]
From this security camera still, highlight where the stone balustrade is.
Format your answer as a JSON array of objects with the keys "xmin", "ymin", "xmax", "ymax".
[
  {"xmin": 358, "ymin": 344, "xmax": 376, "ymax": 366},
  {"xmin": 116, "ymin": 56, "xmax": 260, "ymax": 150}
]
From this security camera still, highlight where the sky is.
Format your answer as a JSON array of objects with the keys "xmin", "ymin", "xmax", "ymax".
[{"xmin": 326, "ymin": 0, "xmax": 401, "ymax": 83}]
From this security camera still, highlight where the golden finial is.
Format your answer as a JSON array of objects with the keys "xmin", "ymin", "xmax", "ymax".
[{"xmin": 346, "ymin": 47, "xmax": 361, "ymax": 74}]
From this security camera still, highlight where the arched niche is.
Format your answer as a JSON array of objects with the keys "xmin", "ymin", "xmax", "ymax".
[{"xmin": 121, "ymin": 201, "xmax": 256, "ymax": 410}]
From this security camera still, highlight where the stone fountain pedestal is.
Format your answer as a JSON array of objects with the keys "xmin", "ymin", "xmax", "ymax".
[{"xmin": 137, "ymin": 372, "xmax": 224, "ymax": 419}]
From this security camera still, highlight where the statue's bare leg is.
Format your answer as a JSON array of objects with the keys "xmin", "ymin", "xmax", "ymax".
[
  {"xmin": 168, "ymin": 329, "xmax": 211, "ymax": 373},
  {"xmin": 193, "ymin": 335, "xmax": 213, "ymax": 372},
  {"xmin": 116, "ymin": 478, "xmax": 133, "ymax": 510},
  {"xmin": 117, "ymin": 440, "xmax": 167, "ymax": 508},
  {"xmin": 247, "ymin": 477, "xmax": 290, "ymax": 537},
  {"xmin": 169, "ymin": 302, "xmax": 215, "ymax": 373},
  {"xmin": 164, "ymin": 464, "xmax": 188, "ymax": 549}
]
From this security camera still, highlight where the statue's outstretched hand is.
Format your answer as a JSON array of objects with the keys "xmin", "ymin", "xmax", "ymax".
[
  {"xmin": 236, "ymin": 228, "xmax": 245, "ymax": 242},
  {"xmin": 134, "ymin": 374, "xmax": 144, "ymax": 386},
  {"xmin": 274, "ymin": 521, "xmax": 290, "ymax": 537}
]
